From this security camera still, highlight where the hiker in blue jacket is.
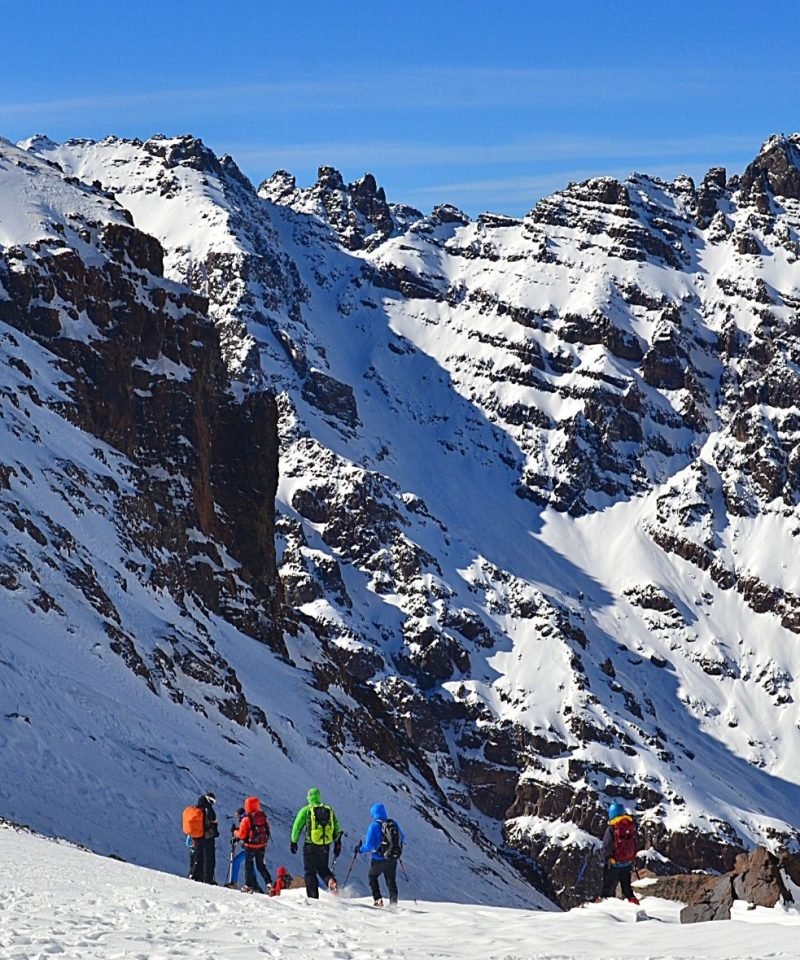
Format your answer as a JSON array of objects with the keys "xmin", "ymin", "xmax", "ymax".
[{"xmin": 355, "ymin": 802, "xmax": 406, "ymax": 906}]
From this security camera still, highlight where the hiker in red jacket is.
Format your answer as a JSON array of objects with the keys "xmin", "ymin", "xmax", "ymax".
[
  {"xmin": 269, "ymin": 865, "xmax": 292, "ymax": 896},
  {"xmin": 237, "ymin": 796, "xmax": 273, "ymax": 893},
  {"xmin": 599, "ymin": 802, "xmax": 640, "ymax": 903}
]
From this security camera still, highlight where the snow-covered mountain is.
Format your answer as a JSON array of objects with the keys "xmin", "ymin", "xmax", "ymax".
[{"xmin": 4, "ymin": 130, "xmax": 800, "ymax": 906}]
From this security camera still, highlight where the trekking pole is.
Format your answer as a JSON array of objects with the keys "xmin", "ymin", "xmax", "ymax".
[
  {"xmin": 576, "ymin": 859, "xmax": 589, "ymax": 885},
  {"xmin": 225, "ymin": 836, "xmax": 237, "ymax": 886},
  {"xmin": 342, "ymin": 850, "xmax": 359, "ymax": 888},
  {"xmin": 399, "ymin": 859, "xmax": 417, "ymax": 904}
]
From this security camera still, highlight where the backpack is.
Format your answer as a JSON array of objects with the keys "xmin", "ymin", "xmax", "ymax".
[
  {"xmin": 308, "ymin": 804, "xmax": 335, "ymax": 845},
  {"xmin": 611, "ymin": 816, "xmax": 638, "ymax": 864},
  {"xmin": 246, "ymin": 809, "xmax": 270, "ymax": 847},
  {"xmin": 182, "ymin": 805, "xmax": 205, "ymax": 839},
  {"xmin": 378, "ymin": 819, "xmax": 403, "ymax": 859}
]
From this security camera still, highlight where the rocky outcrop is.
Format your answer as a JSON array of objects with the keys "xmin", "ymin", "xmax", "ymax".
[{"xmin": 637, "ymin": 846, "xmax": 792, "ymax": 922}]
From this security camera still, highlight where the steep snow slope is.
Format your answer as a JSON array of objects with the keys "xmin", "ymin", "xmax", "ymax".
[{"xmin": 14, "ymin": 132, "xmax": 800, "ymax": 905}]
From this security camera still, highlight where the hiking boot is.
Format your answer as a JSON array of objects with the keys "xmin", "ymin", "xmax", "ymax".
[
  {"xmin": 627, "ymin": 897, "xmax": 640, "ymax": 905},
  {"xmin": 373, "ymin": 898, "xmax": 384, "ymax": 907}
]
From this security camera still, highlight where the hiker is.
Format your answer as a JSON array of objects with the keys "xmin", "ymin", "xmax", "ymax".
[
  {"xmin": 290, "ymin": 787, "xmax": 343, "ymax": 898},
  {"xmin": 355, "ymin": 802, "xmax": 406, "ymax": 906},
  {"xmin": 599, "ymin": 801, "xmax": 639, "ymax": 904},
  {"xmin": 191, "ymin": 792, "xmax": 219, "ymax": 884},
  {"xmin": 237, "ymin": 796, "xmax": 272, "ymax": 893},
  {"xmin": 269, "ymin": 865, "xmax": 292, "ymax": 896},
  {"xmin": 224, "ymin": 808, "xmax": 246, "ymax": 887}
]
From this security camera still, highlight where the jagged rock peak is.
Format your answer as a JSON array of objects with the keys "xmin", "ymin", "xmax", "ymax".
[
  {"xmin": 431, "ymin": 203, "xmax": 470, "ymax": 225},
  {"xmin": 142, "ymin": 133, "xmax": 225, "ymax": 177},
  {"xmin": 740, "ymin": 133, "xmax": 800, "ymax": 202},
  {"xmin": 257, "ymin": 169, "xmax": 298, "ymax": 203},
  {"xmin": 316, "ymin": 165, "xmax": 346, "ymax": 192}
]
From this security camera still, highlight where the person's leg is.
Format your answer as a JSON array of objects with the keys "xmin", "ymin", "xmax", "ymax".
[
  {"xmin": 620, "ymin": 867, "xmax": 635, "ymax": 901},
  {"xmin": 385, "ymin": 860, "xmax": 399, "ymax": 904},
  {"xmin": 244, "ymin": 847, "xmax": 259, "ymax": 890},
  {"xmin": 303, "ymin": 844, "xmax": 319, "ymax": 898},
  {"xmin": 193, "ymin": 840, "xmax": 207, "ymax": 883},
  {"xmin": 601, "ymin": 864, "xmax": 617, "ymax": 898},
  {"xmin": 367, "ymin": 860, "xmax": 382, "ymax": 902},
  {"xmin": 205, "ymin": 840, "xmax": 216, "ymax": 884},
  {"xmin": 316, "ymin": 845, "xmax": 335, "ymax": 888},
  {"xmin": 255, "ymin": 848, "xmax": 272, "ymax": 887}
]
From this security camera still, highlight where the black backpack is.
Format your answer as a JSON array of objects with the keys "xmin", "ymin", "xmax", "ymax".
[
  {"xmin": 309, "ymin": 804, "xmax": 335, "ymax": 845},
  {"xmin": 378, "ymin": 819, "xmax": 403, "ymax": 859}
]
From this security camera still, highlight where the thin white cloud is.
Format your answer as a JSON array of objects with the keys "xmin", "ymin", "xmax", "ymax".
[
  {"xmin": 0, "ymin": 66, "xmax": 761, "ymax": 119},
  {"xmin": 229, "ymin": 134, "xmax": 761, "ymax": 172}
]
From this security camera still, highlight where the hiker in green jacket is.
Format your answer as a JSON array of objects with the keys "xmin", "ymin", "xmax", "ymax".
[{"xmin": 290, "ymin": 787, "xmax": 343, "ymax": 898}]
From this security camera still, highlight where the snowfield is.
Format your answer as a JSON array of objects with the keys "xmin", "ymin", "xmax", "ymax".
[{"xmin": 1, "ymin": 826, "xmax": 800, "ymax": 960}]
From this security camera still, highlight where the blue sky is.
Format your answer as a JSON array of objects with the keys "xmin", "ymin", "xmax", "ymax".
[{"xmin": 3, "ymin": 0, "xmax": 800, "ymax": 216}]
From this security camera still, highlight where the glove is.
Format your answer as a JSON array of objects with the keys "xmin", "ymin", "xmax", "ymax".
[
  {"xmin": 333, "ymin": 838, "xmax": 342, "ymax": 858},
  {"xmin": 290, "ymin": 841, "xmax": 298, "ymax": 854}
]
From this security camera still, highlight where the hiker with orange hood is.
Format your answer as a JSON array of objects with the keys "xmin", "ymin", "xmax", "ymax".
[{"xmin": 237, "ymin": 796, "xmax": 272, "ymax": 893}]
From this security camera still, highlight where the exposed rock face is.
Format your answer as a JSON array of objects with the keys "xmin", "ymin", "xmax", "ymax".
[
  {"xmin": 637, "ymin": 846, "xmax": 792, "ymax": 922},
  {"xmin": 0, "ymin": 142, "xmax": 283, "ymax": 727}
]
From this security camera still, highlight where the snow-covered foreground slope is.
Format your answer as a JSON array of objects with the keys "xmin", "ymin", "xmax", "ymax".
[{"xmin": 2, "ymin": 826, "xmax": 800, "ymax": 960}]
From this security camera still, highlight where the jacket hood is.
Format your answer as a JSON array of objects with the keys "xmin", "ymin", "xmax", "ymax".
[
  {"xmin": 307, "ymin": 787, "xmax": 322, "ymax": 805},
  {"xmin": 370, "ymin": 802, "xmax": 388, "ymax": 820},
  {"xmin": 276, "ymin": 865, "xmax": 288, "ymax": 876},
  {"xmin": 244, "ymin": 796, "xmax": 261, "ymax": 814},
  {"xmin": 608, "ymin": 802, "xmax": 626, "ymax": 821}
]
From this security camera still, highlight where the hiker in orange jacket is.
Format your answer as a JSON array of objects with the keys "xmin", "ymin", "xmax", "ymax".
[{"xmin": 237, "ymin": 796, "xmax": 272, "ymax": 893}]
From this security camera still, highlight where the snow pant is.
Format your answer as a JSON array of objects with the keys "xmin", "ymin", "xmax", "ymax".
[
  {"xmin": 601, "ymin": 863, "xmax": 634, "ymax": 899},
  {"xmin": 191, "ymin": 837, "xmax": 216, "ymax": 884},
  {"xmin": 368, "ymin": 858, "xmax": 398, "ymax": 903},
  {"xmin": 244, "ymin": 846, "xmax": 272, "ymax": 892},
  {"xmin": 303, "ymin": 842, "xmax": 334, "ymax": 898}
]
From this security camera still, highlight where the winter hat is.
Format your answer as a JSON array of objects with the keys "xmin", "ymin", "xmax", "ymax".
[
  {"xmin": 205, "ymin": 792, "xmax": 216, "ymax": 804},
  {"xmin": 608, "ymin": 801, "xmax": 625, "ymax": 820},
  {"xmin": 276, "ymin": 865, "xmax": 288, "ymax": 877},
  {"xmin": 237, "ymin": 807, "xmax": 246, "ymax": 818},
  {"xmin": 307, "ymin": 787, "xmax": 322, "ymax": 804}
]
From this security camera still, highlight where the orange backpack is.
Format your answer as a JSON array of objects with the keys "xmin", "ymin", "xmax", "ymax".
[{"xmin": 182, "ymin": 805, "xmax": 205, "ymax": 839}]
